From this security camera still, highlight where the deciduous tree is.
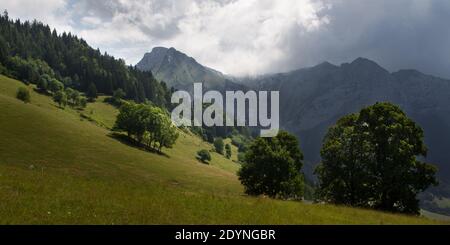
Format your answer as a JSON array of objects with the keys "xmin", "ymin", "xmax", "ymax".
[{"xmin": 316, "ymin": 102, "xmax": 438, "ymax": 214}]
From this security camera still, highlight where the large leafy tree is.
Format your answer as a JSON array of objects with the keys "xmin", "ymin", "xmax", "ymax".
[
  {"xmin": 37, "ymin": 74, "xmax": 49, "ymax": 91},
  {"xmin": 315, "ymin": 102, "xmax": 438, "ymax": 214},
  {"xmin": 112, "ymin": 88, "xmax": 126, "ymax": 103},
  {"xmin": 48, "ymin": 78, "xmax": 64, "ymax": 93},
  {"xmin": 114, "ymin": 102, "xmax": 178, "ymax": 152},
  {"xmin": 114, "ymin": 102, "xmax": 145, "ymax": 141},
  {"xmin": 52, "ymin": 90, "xmax": 67, "ymax": 108},
  {"xmin": 146, "ymin": 106, "xmax": 179, "ymax": 152},
  {"xmin": 238, "ymin": 130, "xmax": 304, "ymax": 199}
]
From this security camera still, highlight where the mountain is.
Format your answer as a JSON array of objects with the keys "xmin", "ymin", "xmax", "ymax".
[
  {"xmin": 2, "ymin": 74, "xmax": 440, "ymax": 224},
  {"xmin": 136, "ymin": 47, "xmax": 244, "ymax": 92},
  {"xmin": 139, "ymin": 49, "xmax": 450, "ymax": 213},
  {"xmin": 243, "ymin": 58, "xmax": 450, "ymax": 213},
  {"xmin": 0, "ymin": 14, "xmax": 171, "ymax": 106},
  {"xmin": 245, "ymin": 58, "xmax": 450, "ymax": 171}
]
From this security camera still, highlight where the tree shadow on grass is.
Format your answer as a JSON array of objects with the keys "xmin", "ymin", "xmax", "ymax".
[
  {"xmin": 33, "ymin": 88, "xmax": 51, "ymax": 96},
  {"xmin": 52, "ymin": 104, "xmax": 66, "ymax": 110},
  {"xmin": 195, "ymin": 155, "xmax": 210, "ymax": 165},
  {"xmin": 108, "ymin": 132, "xmax": 170, "ymax": 158}
]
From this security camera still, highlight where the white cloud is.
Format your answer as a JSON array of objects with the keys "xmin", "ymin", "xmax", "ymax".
[
  {"xmin": 2, "ymin": 0, "xmax": 73, "ymax": 32},
  {"xmin": 3, "ymin": 0, "xmax": 329, "ymax": 75},
  {"xmin": 3, "ymin": 0, "xmax": 450, "ymax": 78},
  {"xmin": 165, "ymin": 0, "xmax": 330, "ymax": 75}
]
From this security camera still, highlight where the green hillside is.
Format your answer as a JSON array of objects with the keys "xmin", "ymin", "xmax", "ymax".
[{"xmin": 0, "ymin": 75, "xmax": 444, "ymax": 224}]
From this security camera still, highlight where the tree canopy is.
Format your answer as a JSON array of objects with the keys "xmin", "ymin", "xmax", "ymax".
[
  {"xmin": 86, "ymin": 83, "xmax": 97, "ymax": 101},
  {"xmin": 114, "ymin": 102, "xmax": 179, "ymax": 152},
  {"xmin": 214, "ymin": 138, "xmax": 224, "ymax": 155},
  {"xmin": 225, "ymin": 144, "xmax": 232, "ymax": 159},
  {"xmin": 315, "ymin": 102, "xmax": 438, "ymax": 214},
  {"xmin": 0, "ymin": 11, "xmax": 171, "ymax": 107},
  {"xmin": 238, "ymin": 130, "xmax": 304, "ymax": 199},
  {"xmin": 16, "ymin": 87, "xmax": 30, "ymax": 103},
  {"xmin": 197, "ymin": 149, "xmax": 212, "ymax": 164},
  {"xmin": 53, "ymin": 90, "xmax": 67, "ymax": 108}
]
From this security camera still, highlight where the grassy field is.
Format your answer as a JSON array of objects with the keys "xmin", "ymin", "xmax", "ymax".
[{"xmin": 0, "ymin": 75, "xmax": 445, "ymax": 224}]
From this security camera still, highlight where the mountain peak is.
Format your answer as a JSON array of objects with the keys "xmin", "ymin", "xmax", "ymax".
[
  {"xmin": 151, "ymin": 46, "xmax": 168, "ymax": 52},
  {"xmin": 343, "ymin": 57, "xmax": 389, "ymax": 74},
  {"xmin": 314, "ymin": 61, "xmax": 337, "ymax": 70},
  {"xmin": 351, "ymin": 57, "xmax": 380, "ymax": 66},
  {"xmin": 145, "ymin": 46, "xmax": 182, "ymax": 57},
  {"xmin": 392, "ymin": 69, "xmax": 424, "ymax": 77},
  {"xmin": 136, "ymin": 46, "xmax": 233, "ymax": 90},
  {"xmin": 145, "ymin": 46, "xmax": 169, "ymax": 56},
  {"xmin": 166, "ymin": 47, "xmax": 180, "ymax": 54},
  {"xmin": 138, "ymin": 46, "xmax": 192, "ymax": 73}
]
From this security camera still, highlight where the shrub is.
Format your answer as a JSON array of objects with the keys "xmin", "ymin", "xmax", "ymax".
[
  {"xmin": 197, "ymin": 149, "xmax": 211, "ymax": 164},
  {"xmin": 214, "ymin": 138, "xmax": 224, "ymax": 155},
  {"xmin": 225, "ymin": 144, "xmax": 232, "ymax": 159},
  {"xmin": 48, "ymin": 78, "xmax": 64, "ymax": 93},
  {"xmin": 53, "ymin": 90, "xmax": 67, "ymax": 108},
  {"xmin": 237, "ymin": 152, "xmax": 245, "ymax": 163},
  {"xmin": 16, "ymin": 87, "xmax": 30, "ymax": 103}
]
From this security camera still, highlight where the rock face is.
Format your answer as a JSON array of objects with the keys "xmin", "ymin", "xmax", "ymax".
[
  {"xmin": 246, "ymin": 58, "xmax": 450, "ymax": 200},
  {"xmin": 137, "ymin": 48, "xmax": 450, "ymax": 211},
  {"xmin": 136, "ymin": 47, "xmax": 244, "ymax": 92}
]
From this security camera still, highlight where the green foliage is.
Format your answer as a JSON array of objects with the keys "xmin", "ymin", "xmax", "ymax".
[
  {"xmin": 225, "ymin": 144, "xmax": 232, "ymax": 159},
  {"xmin": 0, "ymin": 75, "xmax": 441, "ymax": 225},
  {"xmin": 197, "ymin": 149, "xmax": 212, "ymax": 164},
  {"xmin": 238, "ymin": 130, "xmax": 305, "ymax": 199},
  {"xmin": 214, "ymin": 138, "xmax": 224, "ymax": 155},
  {"xmin": 230, "ymin": 133, "xmax": 252, "ymax": 152},
  {"xmin": 114, "ymin": 103, "xmax": 138, "ymax": 138},
  {"xmin": 64, "ymin": 87, "xmax": 86, "ymax": 108},
  {"xmin": 86, "ymin": 83, "xmax": 97, "ymax": 101},
  {"xmin": 113, "ymin": 88, "xmax": 125, "ymax": 103},
  {"xmin": 16, "ymin": 87, "xmax": 30, "ymax": 103},
  {"xmin": 7, "ymin": 56, "xmax": 39, "ymax": 84},
  {"xmin": 5, "ymin": 56, "xmax": 57, "ymax": 86},
  {"xmin": 65, "ymin": 88, "xmax": 77, "ymax": 104},
  {"xmin": 188, "ymin": 118, "xmax": 254, "ymax": 146},
  {"xmin": 0, "ymin": 63, "xmax": 7, "ymax": 75},
  {"xmin": 114, "ymin": 102, "xmax": 179, "ymax": 152},
  {"xmin": 62, "ymin": 76, "xmax": 72, "ymax": 87},
  {"xmin": 237, "ymin": 152, "xmax": 245, "ymax": 163},
  {"xmin": 78, "ymin": 97, "xmax": 87, "ymax": 108},
  {"xmin": 52, "ymin": 90, "xmax": 67, "ymax": 108},
  {"xmin": 37, "ymin": 75, "xmax": 49, "ymax": 91},
  {"xmin": 145, "ymin": 106, "xmax": 179, "ymax": 152},
  {"xmin": 48, "ymin": 78, "xmax": 64, "ymax": 93},
  {"xmin": 315, "ymin": 102, "xmax": 438, "ymax": 214},
  {"xmin": 0, "ymin": 12, "xmax": 171, "ymax": 108}
]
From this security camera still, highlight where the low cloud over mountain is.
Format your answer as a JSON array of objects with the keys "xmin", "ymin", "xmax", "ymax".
[{"xmin": 4, "ymin": 0, "xmax": 450, "ymax": 78}]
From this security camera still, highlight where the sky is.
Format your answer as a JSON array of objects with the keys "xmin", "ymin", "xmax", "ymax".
[{"xmin": 2, "ymin": 0, "xmax": 450, "ymax": 78}]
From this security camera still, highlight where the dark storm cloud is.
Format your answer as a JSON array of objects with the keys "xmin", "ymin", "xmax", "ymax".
[{"xmin": 279, "ymin": 0, "xmax": 450, "ymax": 78}]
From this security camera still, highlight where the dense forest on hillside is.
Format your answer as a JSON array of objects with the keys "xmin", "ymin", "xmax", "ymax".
[
  {"xmin": 0, "ymin": 10, "xmax": 255, "ymax": 158},
  {"xmin": 0, "ymin": 10, "xmax": 171, "ymax": 107}
]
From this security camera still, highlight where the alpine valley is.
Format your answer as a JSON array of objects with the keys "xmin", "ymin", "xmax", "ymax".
[{"xmin": 137, "ymin": 47, "xmax": 450, "ymax": 216}]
